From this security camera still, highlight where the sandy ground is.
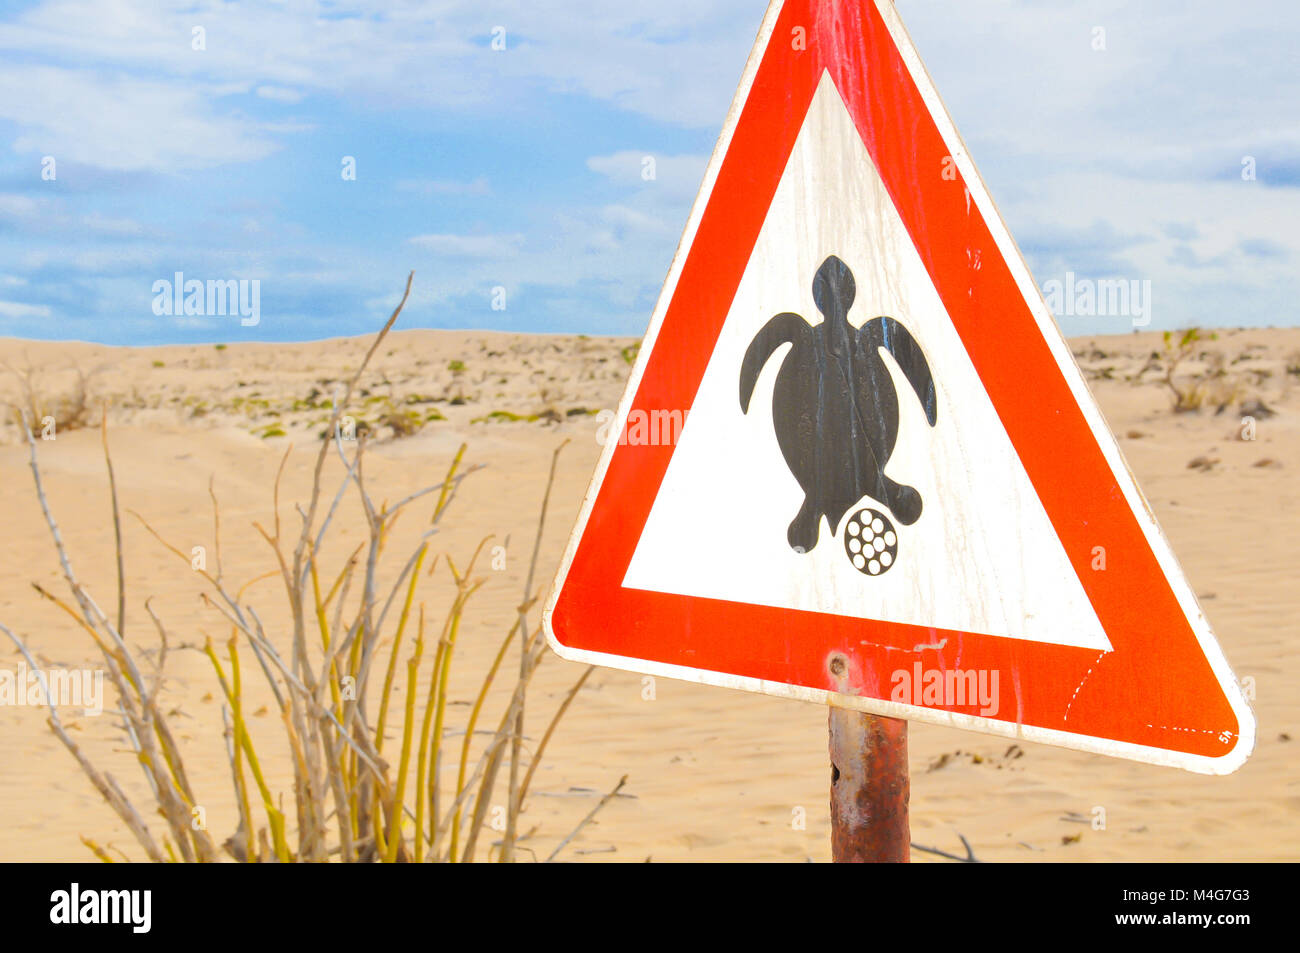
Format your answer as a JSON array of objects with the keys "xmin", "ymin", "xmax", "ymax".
[{"xmin": 0, "ymin": 326, "xmax": 1297, "ymax": 862}]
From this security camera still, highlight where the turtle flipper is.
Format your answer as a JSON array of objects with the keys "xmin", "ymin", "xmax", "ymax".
[
  {"xmin": 878, "ymin": 476, "xmax": 922, "ymax": 525},
  {"xmin": 859, "ymin": 316, "xmax": 938, "ymax": 426},
  {"xmin": 786, "ymin": 495, "xmax": 821, "ymax": 553},
  {"xmin": 739, "ymin": 311, "xmax": 808, "ymax": 414}
]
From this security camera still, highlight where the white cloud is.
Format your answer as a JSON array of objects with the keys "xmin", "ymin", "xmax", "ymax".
[
  {"xmin": 0, "ymin": 193, "xmax": 41, "ymax": 219},
  {"xmin": 587, "ymin": 150, "xmax": 709, "ymax": 202},
  {"xmin": 3, "ymin": 0, "xmax": 1297, "ymax": 184},
  {"xmin": 1008, "ymin": 169, "xmax": 1298, "ymax": 326},
  {"xmin": 0, "ymin": 300, "xmax": 51, "ymax": 318},
  {"xmin": 896, "ymin": 0, "xmax": 1300, "ymax": 179},
  {"xmin": 0, "ymin": 1, "xmax": 763, "ymax": 151},
  {"xmin": 598, "ymin": 203, "xmax": 671, "ymax": 236},
  {"xmin": 0, "ymin": 192, "xmax": 151, "ymax": 240},
  {"xmin": 82, "ymin": 212, "xmax": 144, "ymax": 236},
  {"xmin": 396, "ymin": 177, "xmax": 492, "ymax": 197},
  {"xmin": 408, "ymin": 233, "xmax": 525, "ymax": 258},
  {"xmin": 255, "ymin": 85, "xmax": 304, "ymax": 104},
  {"xmin": 0, "ymin": 65, "xmax": 281, "ymax": 172}
]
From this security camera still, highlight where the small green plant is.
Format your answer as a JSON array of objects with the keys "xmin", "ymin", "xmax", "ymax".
[
  {"xmin": 377, "ymin": 405, "xmax": 425, "ymax": 437},
  {"xmin": 330, "ymin": 395, "xmax": 443, "ymax": 442},
  {"xmin": 471, "ymin": 409, "xmax": 539, "ymax": 424},
  {"xmin": 1161, "ymin": 327, "xmax": 1218, "ymax": 412},
  {"xmin": 445, "ymin": 361, "xmax": 469, "ymax": 404},
  {"xmin": 152, "ymin": 360, "xmax": 165, "ymax": 368}
]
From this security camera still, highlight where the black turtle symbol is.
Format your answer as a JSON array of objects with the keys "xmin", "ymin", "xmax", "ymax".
[{"xmin": 738, "ymin": 255, "xmax": 938, "ymax": 555}]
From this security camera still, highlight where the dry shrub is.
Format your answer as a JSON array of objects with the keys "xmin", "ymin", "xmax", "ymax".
[
  {"xmin": 1, "ymin": 360, "xmax": 102, "ymax": 440},
  {"xmin": 1, "ymin": 274, "xmax": 622, "ymax": 862}
]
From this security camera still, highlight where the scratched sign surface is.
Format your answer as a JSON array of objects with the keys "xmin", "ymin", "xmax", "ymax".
[{"xmin": 543, "ymin": 0, "xmax": 1255, "ymax": 773}]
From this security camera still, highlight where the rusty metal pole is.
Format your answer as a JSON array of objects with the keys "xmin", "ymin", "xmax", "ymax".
[{"xmin": 829, "ymin": 706, "xmax": 910, "ymax": 862}]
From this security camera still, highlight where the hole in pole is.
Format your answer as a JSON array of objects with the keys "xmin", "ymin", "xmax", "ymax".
[
  {"xmin": 831, "ymin": 763, "xmax": 840, "ymax": 785},
  {"xmin": 828, "ymin": 654, "xmax": 848, "ymax": 678}
]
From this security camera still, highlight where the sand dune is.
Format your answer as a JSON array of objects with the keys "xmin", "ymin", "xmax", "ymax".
[{"xmin": 1, "ymin": 326, "xmax": 1296, "ymax": 861}]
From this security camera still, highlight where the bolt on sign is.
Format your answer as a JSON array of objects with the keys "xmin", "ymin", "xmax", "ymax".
[{"xmin": 543, "ymin": 0, "xmax": 1255, "ymax": 773}]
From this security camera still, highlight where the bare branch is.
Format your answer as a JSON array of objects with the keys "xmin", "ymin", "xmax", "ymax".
[{"xmin": 545, "ymin": 776, "xmax": 627, "ymax": 863}]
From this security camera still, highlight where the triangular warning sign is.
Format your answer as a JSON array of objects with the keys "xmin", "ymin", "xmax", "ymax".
[{"xmin": 543, "ymin": 0, "xmax": 1254, "ymax": 773}]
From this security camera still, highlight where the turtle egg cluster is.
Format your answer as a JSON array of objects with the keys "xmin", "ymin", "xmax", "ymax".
[{"xmin": 843, "ymin": 507, "xmax": 898, "ymax": 576}]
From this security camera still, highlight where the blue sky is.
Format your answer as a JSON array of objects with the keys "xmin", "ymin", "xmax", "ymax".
[{"xmin": 0, "ymin": 0, "xmax": 1296, "ymax": 344}]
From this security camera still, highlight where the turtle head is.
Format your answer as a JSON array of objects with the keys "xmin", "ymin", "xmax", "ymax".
[{"xmin": 812, "ymin": 255, "xmax": 856, "ymax": 324}]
